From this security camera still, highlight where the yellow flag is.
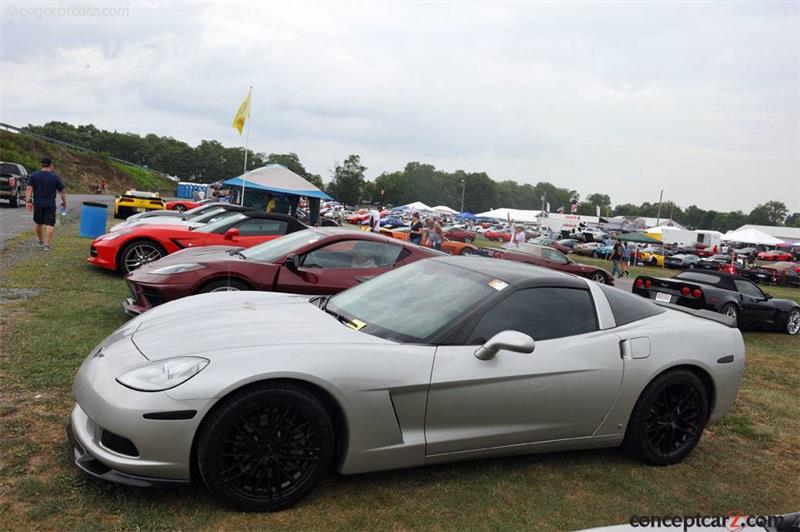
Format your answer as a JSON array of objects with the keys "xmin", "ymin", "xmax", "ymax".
[{"xmin": 231, "ymin": 87, "xmax": 252, "ymax": 134}]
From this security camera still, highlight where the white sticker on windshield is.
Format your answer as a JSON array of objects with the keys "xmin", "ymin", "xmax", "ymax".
[{"xmin": 489, "ymin": 279, "xmax": 508, "ymax": 291}]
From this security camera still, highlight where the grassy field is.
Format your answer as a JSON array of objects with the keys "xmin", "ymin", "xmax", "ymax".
[{"xmin": 0, "ymin": 222, "xmax": 798, "ymax": 530}]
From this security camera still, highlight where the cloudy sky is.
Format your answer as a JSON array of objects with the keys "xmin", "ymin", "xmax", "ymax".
[{"xmin": 2, "ymin": 1, "xmax": 798, "ymax": 212}]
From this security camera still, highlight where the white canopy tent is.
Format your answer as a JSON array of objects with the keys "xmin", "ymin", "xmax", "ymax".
[
  {"xmin": 432, "ymin": 205, "xmax": 458, "ymax": 214},
  {"xmin": 722, "ymin": 228, "xmax": 785, "ymax": 246},
  {"xmin": 399, "ymin": 201, "xmax": 433, "ymax": 211},
  {"xmin": 476, "ymin": 208, "xmax": 542, "ymax": 223}
]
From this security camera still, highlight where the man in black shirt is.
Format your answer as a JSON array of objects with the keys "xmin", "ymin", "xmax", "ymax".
[{"xmin": 25, "ymin": 157, "xmax": 67, "ymax": 251}]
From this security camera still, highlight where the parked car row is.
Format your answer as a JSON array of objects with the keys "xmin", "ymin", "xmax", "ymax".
[{"xmin": 69, "ymin": 204, "xmax": 796, "ymax": 514}]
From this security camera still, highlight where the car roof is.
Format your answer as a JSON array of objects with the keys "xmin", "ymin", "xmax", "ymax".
[
  {"xmin": 677, "ymin": 269, "xmax": 751, "ymax": 283},
  {"xmin": 311, "ymin": 227, "xmax": 443, "ymax": 249},
  {"xmin": 429, "ymin": 255, "xmax": 587, "ymax": 288}
]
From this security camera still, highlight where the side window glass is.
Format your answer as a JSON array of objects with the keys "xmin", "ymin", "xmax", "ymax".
[
  {"xmin": 303, "ymin": 240, "xmax": 403, "ymax": 269},
  {"xmin": 468, "ymin": 288, "xmax": 597, "ymax": 344},
  {"xmin": 236, "ymin": 219, "xmax": 288, "ymax": 236},
  {"xmin": 734, "ymin": 280, "xmax": 763, "ymax": 299},
  {"xmin": 542, "ymin": 248, "xmax": 568, "ymax": 264}
]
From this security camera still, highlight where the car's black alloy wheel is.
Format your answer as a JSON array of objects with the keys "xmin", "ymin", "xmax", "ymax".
[
  {"xmin": 622, "ymin": 369, "xmax": 708, "ymax": 465},
  {"xmin": 590, "ymin": 272, "xmax": 606, "ymax": 283},
  {"xmin": 175, "ymin": 204, "xmax": 186, "ymax": 212},
  {"xmin": 196, "ymin": 383, "xmax": 334, "ymax": 512}
]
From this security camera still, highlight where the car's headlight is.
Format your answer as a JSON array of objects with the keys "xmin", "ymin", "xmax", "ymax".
[
  {"xmin": 148, "ymin": 263, "xmax": 206, "ymax": 275},
  {"xmin": 116, "ymin": 357, "xmax": 209, "ymax": 391}
]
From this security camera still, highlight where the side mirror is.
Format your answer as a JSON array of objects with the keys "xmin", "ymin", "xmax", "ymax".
[
  {"xmin": 285, "ymin": 254, "xmax": 301, "ymax": 271},
  {"xmin": 223, "ymin": 228, "xmax": 240, "ymax": 240},
  {"xmin": 474, "ymin": 330, "xmax": 535, "ymax": 361},
  {"xmin": 764, "ymin": 293, "xmax": 773, "ymax": 300}
]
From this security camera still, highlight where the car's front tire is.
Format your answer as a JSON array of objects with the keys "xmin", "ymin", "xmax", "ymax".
[
  {"xmin": 622, "ymin": 369, "xmax": 709, "ymax": 465},
  {"xmin": 196, "ymin": 382, "xmax": 334, "ymax": 512},
  {"xmin": 174, "ymin": 204, "xmax": 186, "ymax": 212},
  {"xmin": 118, "ymin": 240, "xmax": 166, "ymax": 274},
  {"xmin": 463, "ymin": 236, "xmax": 473, "ymax": 244},
  {"xmin": 198, "ymin": 279, "xmax": 251, "ymax": 293}
]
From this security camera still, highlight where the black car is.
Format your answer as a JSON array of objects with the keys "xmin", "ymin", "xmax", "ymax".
[
  {"xmin": 0, "ymin": 161, "xmax": 28, "ymax": 207},
  {"xmin": 695, "ymin": 254, "xmax": 735, "ymax": 271},
  {"xmin": 632, "ymin": 270, "xmax": 800, "ymax": 334},
  {"xmin": 664, "ymin": 254, "xmax": 701, "ymax": 269}
]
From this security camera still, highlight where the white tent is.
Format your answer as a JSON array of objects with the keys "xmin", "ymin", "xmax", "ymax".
[
  {"xmin": 432, "ymin": 205, "xmax": 458, "ymax": 214},
  {"xmin": 400, "ymin": 201, "xmax": 433, "ymax": 211},
  {"xmin": 476, "ymin": 208, "xmax": 542, "ymax": 223},
  {"xmin": 722, "ymin": 228, "xmax": 785, "ymax": 246}
]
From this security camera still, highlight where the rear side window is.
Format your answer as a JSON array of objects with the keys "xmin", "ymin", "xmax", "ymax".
[
  {"xmin": 468, "ymin": 287, "xmax": 598, "ymax": 343},
  {"xmin": 599, "ymin": 285, "xmax": 665, "ymax": 326},
  {"xmin": 235, "ymin": 219, "xmax": 289, "ymax": 236}
]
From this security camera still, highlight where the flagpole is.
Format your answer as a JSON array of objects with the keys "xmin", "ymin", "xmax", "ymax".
[{"xmin": 240, "ymin": 85, "xmax": 252, "ymax": 206}]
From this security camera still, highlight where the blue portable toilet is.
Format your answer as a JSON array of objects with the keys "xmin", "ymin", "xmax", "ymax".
[{"xmin": 79, "ymin": 202, "xmax": 108, "ymax": 238}]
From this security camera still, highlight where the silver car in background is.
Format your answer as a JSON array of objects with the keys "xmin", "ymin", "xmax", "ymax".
[{"xmin": 68, "ymin": 256, "xmax": 745, "ymax": 512}]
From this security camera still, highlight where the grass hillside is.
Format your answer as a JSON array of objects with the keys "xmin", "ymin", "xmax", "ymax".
[{"xmin": 0, "ymin": 130, "xmax": 175, "ymax": 195}]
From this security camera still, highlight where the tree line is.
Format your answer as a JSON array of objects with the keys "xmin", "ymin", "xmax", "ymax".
[{"xmin": 25, "ymin": 122, "xmax": 799, "ymax": 233}]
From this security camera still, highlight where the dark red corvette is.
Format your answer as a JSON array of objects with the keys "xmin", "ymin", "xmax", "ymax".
[
  {"xmin": 123, "ymin": 228, "xmax": 442, "ymax": 315},
  {"xmin": 479, "ymin": 243, "xmax": 614, "ymax": 285}
]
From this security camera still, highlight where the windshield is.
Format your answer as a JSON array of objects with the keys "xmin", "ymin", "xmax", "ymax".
[
  {"xmin": 241, "ymin": 229, "xmax": 324, "ymax": 262},
  {"xmin": 327, "ymin": 259, "xmax": 498, "ymax": 343},
  {"xmin": 194, "ymin": 213, "xmax": 247, "ymax": 233},
  {"xmin": 185, "ymin": 203, "xmax": 219, "ymax": 217},
  {"xmin": 192, "ymin": 208, "xmax": 237, "ymax": 224}
]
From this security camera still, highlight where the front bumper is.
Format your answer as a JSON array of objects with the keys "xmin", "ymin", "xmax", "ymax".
[
  {"xmin": 87, "ymin": 242, "xmax": 118, "ymax": 271},
  {"xmin": 66, "ymin": 415, "xmax": 190, "ymax": 488},
  {"xmin": 124, "ymin": 276, "xmax": 198, "ymax": 316},
  {"xmin": 70, "ymin": 335, "xmax": 211, "ymax": 482}
]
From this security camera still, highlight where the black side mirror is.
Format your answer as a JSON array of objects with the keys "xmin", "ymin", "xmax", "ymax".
[
  {"xmin": 285, "ymin": 254, "xmax": 301, "ymax": 271},
  {"xmin": 764, "ymin": 293, "xmax": 773, "ymax": 300}
]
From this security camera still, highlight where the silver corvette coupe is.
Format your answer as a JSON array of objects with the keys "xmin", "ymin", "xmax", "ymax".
[{"xmin": 69, "ymin": 256, "xmax": 745, "ymax": 512}]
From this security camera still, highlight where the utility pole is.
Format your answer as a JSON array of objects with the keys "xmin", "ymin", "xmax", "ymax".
[
  {"xmin": 656, "ymin": 189, "xmax": 664, "ymax": 226},
  {"xmin": 460, "ymin": 179, "xmax": 466, "ymax": 212}
]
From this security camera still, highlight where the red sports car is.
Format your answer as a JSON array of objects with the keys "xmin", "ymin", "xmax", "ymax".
[
  {"xmin": 758, "ymin": 249, "xmax": 792, "ymax": 261},
  {"xmin": 165, "ymin": 198, "xmax": 213, "ymax": 212},
  {"xmin": 479, "ymin": 243, "xmax": 614, "ymax": 285},
  {"xmin": 89, "ymin": 212, "xmax": 306, "ymax": 274},
  {"xmin": 123, "ymin": 228, "xmax": 441, "ymax": 315},
  {"xmin": 444, "ymin": 227, "xmax": 477, "ymax": 243},
  {"xmin": 484, "ymin": 230, "xmax": 511, "ymax": 242}
]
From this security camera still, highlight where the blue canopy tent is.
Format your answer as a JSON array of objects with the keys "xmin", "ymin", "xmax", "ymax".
[
  {"xmin": 223, "ymin": 164, "xmax": 331, "ymax": 225},
  {"xmin": 458, "ymin": 212, "xmax": 477, "ymax": 220}
]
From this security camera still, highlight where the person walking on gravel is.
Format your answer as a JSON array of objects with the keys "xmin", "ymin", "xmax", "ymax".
[{"xmin": 25, "ymin": 157, "xmax": 67, "ymax": 251}]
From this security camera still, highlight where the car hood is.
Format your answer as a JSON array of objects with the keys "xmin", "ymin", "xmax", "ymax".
[
  {"xmin": 138, "ymin": 245, "xmax": 244, "ymax": 268},
  {"xmin": 130, "ymin": 291, "xmax": 390, "ymax": 360}
]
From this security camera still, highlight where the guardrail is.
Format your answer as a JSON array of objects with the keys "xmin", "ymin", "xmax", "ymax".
[{"xmin": 0, "ymin": 122, "xmax": 175, "ymax": 180}]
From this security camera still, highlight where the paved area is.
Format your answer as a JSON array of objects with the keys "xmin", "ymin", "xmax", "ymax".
[{"xmin": 0, "ymin": 194, "xmax": 113, "ymax": 252}]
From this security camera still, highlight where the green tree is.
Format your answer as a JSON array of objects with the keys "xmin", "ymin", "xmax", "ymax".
[
  {"xmin": 748, "ymin": 201, "xmax": 789, "ymax": 226},
  {"xmin": 785, "ymin": 212, "xmax": 800, "ymax": 227},
  {"xmin": 329, "ymin": 155, "xmax": 367, "ymax": 205},
  {"xmin": 585, "ymin": 193, "xmax": 611, "ymax": 208}
]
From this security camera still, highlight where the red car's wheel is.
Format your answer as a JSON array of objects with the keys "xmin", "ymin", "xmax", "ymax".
[{"xmin": 174, "ymin": 204, "xmax": 187, "ymax": 212}]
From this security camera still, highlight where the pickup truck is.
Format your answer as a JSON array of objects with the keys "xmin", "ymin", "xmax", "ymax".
[
  {"xmin": 632, "ymin": 269, "xmax": 799, "ymax": 335},
  {"xmin": 0, "ymin": 161, "xmax": 29, "ymax": 207}
]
